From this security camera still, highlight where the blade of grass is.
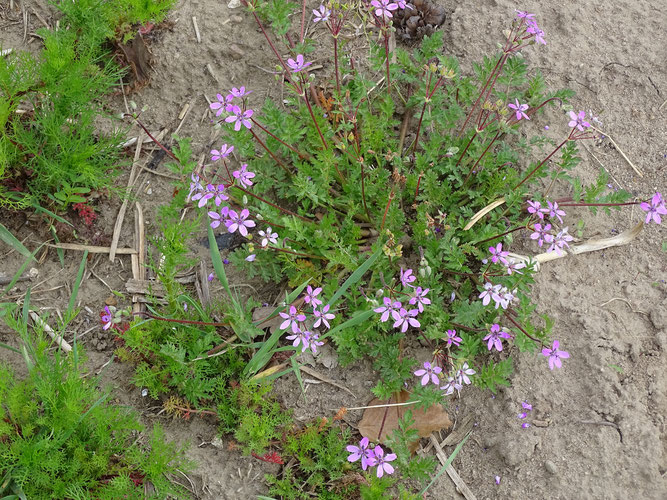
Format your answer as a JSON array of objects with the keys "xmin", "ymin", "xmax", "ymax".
[
  {"xmin": 321, "ymin": 309, "xmax": 375, "ymax": 342},
  {"xmin": 50, "ymin": 225, "xmax": 65, "ymax": 267},
  {"xmin": 32, "ymin": 203, "xmax": 73, "ymax": 226},
  {"xmin": 0, "ymin": 222, "xmax": 33, "ymax": 260},
  {"xmin": 329, "ymin": 247, "xmax": 381, "ymax": 305},
  {"xmin": 419, "ymin": 432, "xmax": 471, "ymax": 496},
  {"xmin": 291, "ymin": 356, "xmax": 306, "ymax": 401},
  {"xmin": 207, "ymin": 225, "xmax": 235, "ymax": 303},
  {"xmin": 66, "ymin": 250, "xmax": 88, "ymax": 318}
]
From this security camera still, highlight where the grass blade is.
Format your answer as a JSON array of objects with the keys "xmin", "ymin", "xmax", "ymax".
[
  {"xmin": 67, "ymin": 250, "xmax": 88, "ymax": 318},
  {"xmin": 207, "ymin": 225, "xmax": 234, "ymax": 301},
  {"xmin": 291, "ymin": 356, "xmax": 306, "ymax": 401},
  {"xmin": 0, "ymin": 223, "xmax": 32, "ymax": 260},
  {"xmin": 329, "ymin": 247, "xmax": 381, "ymax": 306},
  {"xmin": 419, "ymin": 432, "xmax": 471, "ymax": 496},
  {"xmin": 50, "ymin": 225, "xmax": 65, "ymax": 268}
]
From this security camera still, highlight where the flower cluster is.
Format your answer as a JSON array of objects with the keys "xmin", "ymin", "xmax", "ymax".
[
  {"xmin": 517, "ymin": 399, "xmax": 533, "ymax": 428},
  {"xmin": 515, "ymin": 10, "xmax": 545, "ymax": 45},
  {"xmin": 479, "ymin": 282, "xmax": 518, "ymax": 310},
  {"xmin": 440, "ymin": 362, "xmax": 475, "ymax": 395},
  {"xmin": 527, "ymin": 200, "xmax": 573, "ymax": 255},
  {"xmin": 374, "ymin": 267, "xmax": 429, "ymax": 332},
  {"xmin": 279, "ymin": 286, "xmax": 336, "ymax": 355},
  {"xmin": 347, "ymin": 438, "xmax": 397, "ymax": 478}
]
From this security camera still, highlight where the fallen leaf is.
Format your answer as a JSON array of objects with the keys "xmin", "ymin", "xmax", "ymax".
[{"xmin": 358, "ymin": 390, "xmax": 451, "ymax": 452}]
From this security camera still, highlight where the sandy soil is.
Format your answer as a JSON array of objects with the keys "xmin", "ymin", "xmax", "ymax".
[{"xmin": 1, "ymin": 0, "xmax": 665, "ymax": 499}]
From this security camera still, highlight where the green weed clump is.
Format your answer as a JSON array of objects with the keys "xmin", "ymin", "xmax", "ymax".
[
  {"xmin": 0, "ymin": 308, "xmax": 191, "ymax": 500},
  {"xmin": 0, "ymin": 0, "xmax": 174, "ymax": 210}
]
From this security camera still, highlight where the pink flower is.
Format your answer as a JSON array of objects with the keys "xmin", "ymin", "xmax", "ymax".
[
  {"xmin": 225, "ymin": 208, "xmax": 255, "ymax": 236},
  {"xmin": 232, "ymin": 163, "xmax": 255, "ymax": 188},
  {"xmin": 530, "ymin": 223, "xmax": 553, "ymax": 247},
  {"xmin": 210, "ymin": 93, "xmax": 233, "ymax": 116},
  {"xmin": 286, "ymin": 329, "xmax": 312, "ymax": 352},
  {"xmin": 279, "ymin": 305, "xmax": 306, "ymax": 333},
  {"xmin": 484, "ymin": 324, "xmax": 511, "ymax": 352},
  {"xmin": 374, "ymin": 297, "xmax": 402, "ymax": 323},
  {"xmin": 414, "ymin": 361, "xmax": 442, "ymax": 386},
  {"xmin": 211, "ymin": 143, "xmax": 234, "ymax": 161},
  {"xmin": 408, "ymin": 287, "xmax": 430, "ymax": 312},
  {"xmin": 445, "ymin": 329, "xmax": 462, "ymax": 348},
  {"xmin": 440, "ymin": 376, "xmax": 462, "ymax": 395},
  {"xmin": 568, "ymin": 110, "xmax": 591, "ymax": 132},
  {"xmin": 101, "ymin": 306, "xmax": 112, "ymax": 330},
  {"xmin": 312, "ymin": 5, "xmax": 331, "ymax": 23},
  {"xmin": 541, "ymin": 200, "xmax": 566, "ymax": 223},
  {"xmin": 455, "ymin": 362, "xmax": 475, "ymax": 385},
  {"xmin": 372, "ymin": 446, "xmax": 397, "ymax": 478},
  {"xmin": 370, "ymin": 0, "xmax": 398, "ymax": 19},
  {"xmin": 541, "ymin": 340, "xmax": 570, "ymax": 370},
  {"xmin": 508, "ymin": 99, "xmax": 530, "ymax": 121},
  {"xmin": 346, "ymin": 437, "xmax": 376, "ymax": 470},
  {"xmin": 208, "ymin": 206, "xmax": 230, "ymax": 229},
  {"xmin": 230, "ymin": 86, "xmax": 252, "ymax": 98},
  {"xmin": 640, "ymin": 192, "xmax": 666, "ymax": 224},
  {"xmin": 225, "ymin": 105, "xmax": 253, "ymax": 131},
  {"xmin": 245, "ymin": 254, "xmax": 256, "ymax": 262},
  {"xmin": 258, "ymin": 227, "xmax": 278, "ymax": 247},
  {"xmin": 489, "ymin": 243, "xmax": 509, "ymax": 265},
  {"xmin": 313, "ymin": 304, "xmax": 335, "ymax": 329},
  {"xmin": 393, "ymin": 308, "xmax": 420, "ymax": 332},
  {"xmin": 548, "ymin": 227, "xmax": 574, "ymax": 256},
  {"xmin": 399, "ymin": 267, "xmax": 416, "ymax": 287},
  {"xmin": 304, "ymin": 285, "xmax": 323, "ymax": 307},
  {"xmin": 286, "ymin": 54, "xmax": 312, "ymax": 73},
  {"xmin": 527, "ymin": 200, "xmax": 544, "ymax": 219}
]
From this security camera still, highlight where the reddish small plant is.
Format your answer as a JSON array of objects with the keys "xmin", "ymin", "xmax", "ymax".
[
  {"xmin": 251, "ymin": 451, "xmax": 284, "ymax": 464},
  {"xmin": 72, "ymin": 202, "xmax": 98, "ymax": 226}
]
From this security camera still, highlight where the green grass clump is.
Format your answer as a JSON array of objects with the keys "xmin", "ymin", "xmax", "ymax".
[
  {"xmin": 0, "ymin": 310, "xmax": 192, "ymax": 500},
  {"xmin": 0, "ymin": 0, "xmax": 174, "ymax": 210}
]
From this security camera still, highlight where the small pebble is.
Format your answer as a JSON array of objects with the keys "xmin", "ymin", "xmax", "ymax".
[{"xmin": 545, "ymin": 460, "xmax": 558, "ymax": 475}]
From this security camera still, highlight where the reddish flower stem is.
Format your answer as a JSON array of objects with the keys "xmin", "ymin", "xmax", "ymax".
[
  {"xmin": 249, "ymin": 128, "xmax": 292, "ymax": 177},
  {"xmin": 514, "ymin": 136, "xmax": 570, "ymax": 190},
  {"xmin": 503, "ymin": 311, "xmax": 543, "ymax": 345},
  {"xmin": 133, "ymin": 311, "xmax": 229, "ymax": 327},
  {"xmin": 475, "ymin": 225, "xmax": 530, "ymax": 245},
  {"xmin": 455, "ymin": 130, "xmax": 477, "ymax": 167},
  {"xmin": 129, "ymin": 116, "xmax": 178, "ymax": 161},
  {"xmin": 333, "ymin": 35, "xmax": 341, "ymax": 95},
  {"xmin": 251, "ymin": 118, "xmax": 309, "ymax": 159},
  {"xmin": 458, "ymin": 53, "xmax": 506, "ymax": 137},
  {"xmin": 231, "ymin": 184, "xmax": 313, "ymax": 223},
  {"xmin": 463, "ymin": 131, "xmax": 500, "ymax": 184},
  {"xmin": 414, "ymin": 171, "xmax": 424, "ymax": 205}
]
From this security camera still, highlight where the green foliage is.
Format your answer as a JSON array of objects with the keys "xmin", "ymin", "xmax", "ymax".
[
  {"xmin": 0, "ymin": 309, "xmax": 190, "ymax": 500},
  {"xmin": 217, "ymin": 381, "xmax": 292, "ymax": 455},
  {"xmin": 266, "ymin": 420, "xmax": 356, "ymax": 500},
  {"xmin": 0, "ymin": 0, "xmax": 175, "ymax": 210}
]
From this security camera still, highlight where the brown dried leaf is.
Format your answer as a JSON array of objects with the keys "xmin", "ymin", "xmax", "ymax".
[
  {"xmin": 358, "ymin": 390, "xmax": 451, "ymax": 452},
  {"xmin": 251, "ymin": 306, "xmax": 283, "ymax": 333}
]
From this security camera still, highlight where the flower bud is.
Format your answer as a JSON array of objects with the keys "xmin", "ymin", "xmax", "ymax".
[{"xmin": 242, "ymin": 195, "xmax": 248, "ymax": 205}]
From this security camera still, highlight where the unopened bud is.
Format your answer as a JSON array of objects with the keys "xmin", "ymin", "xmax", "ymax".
[{"xmin": 242, "ymin": 195, "xmax": 248, "ymax": 205}]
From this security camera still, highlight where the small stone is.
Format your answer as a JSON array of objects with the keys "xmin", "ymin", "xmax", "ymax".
[
  {"xmin": 230, "ymin": 15, "xmax": 243, "ymax": 23},
  {"xmin": 227, "ymin": 0, "xmax": 241, "ymax": 8},
  {"xmin": 105, "ymin": 295, "xmax": 118, "ymax": 306},
  {"xmin": 228, "ymin": 44, "xmax": 244, "ymax": 60},
  {"xmin": 545, "ymin": 460, "xmax": 558, "ymax": 475}
]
